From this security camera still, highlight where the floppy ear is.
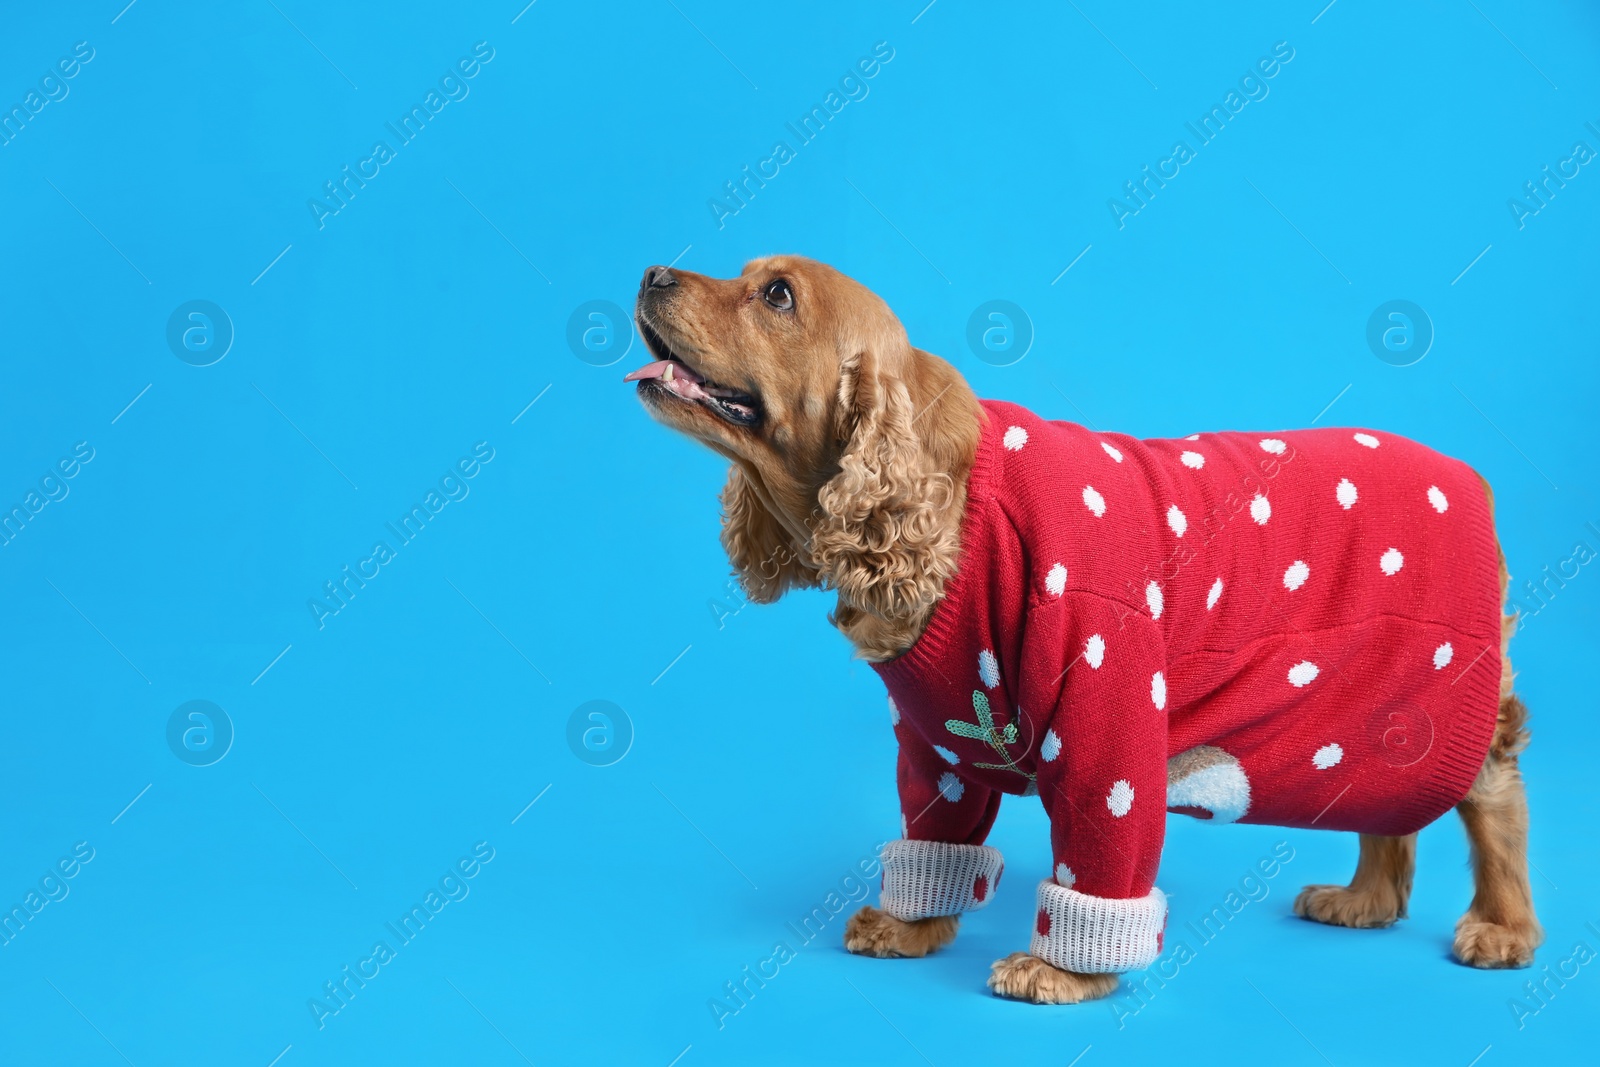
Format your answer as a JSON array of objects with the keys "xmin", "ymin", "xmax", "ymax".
[
  {"xmin": 720, "ymin": 465, "xmax": 815, "ymax": 603},
  {"xmin": 810, "ymin": 348, "xmax": 963, "ymax": 622}
]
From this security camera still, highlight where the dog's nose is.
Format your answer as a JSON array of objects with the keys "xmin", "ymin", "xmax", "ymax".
[{"xmin": 642, "ymin": 265, "xmax": 677, "ymax": 292}]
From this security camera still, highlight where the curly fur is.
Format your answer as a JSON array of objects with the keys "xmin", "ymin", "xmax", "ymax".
[
  {"xmin": 720, "ymin": 465, "xmax": 816, "ymax": 603},
  {"xmin": 808, "ymin": 347, "xmax": 967, "ymax": 654}
]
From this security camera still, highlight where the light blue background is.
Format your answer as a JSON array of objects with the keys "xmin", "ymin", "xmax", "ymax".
[{"xmin": 2, "ymin": 2, "xmax": 1596, "ymax": 1064}]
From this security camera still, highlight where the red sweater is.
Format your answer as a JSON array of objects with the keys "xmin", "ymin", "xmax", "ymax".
[{"xmin": 872, "ymin": 401, "xmax": 1502, "ymax": 966}]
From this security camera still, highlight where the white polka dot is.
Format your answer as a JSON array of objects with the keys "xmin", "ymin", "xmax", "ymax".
[
  {"xmin": 978, "ymin": 649, "xmax": 1000, "ymax": 688},
  {"xmin": 937, "ymin": 772, "xmax": 964, "ymax": 802},
  {"xmin": 1336, "ymin": 478, "xmax": 1358, "ymax": 509},
  {"xmin": 1380, "ymin": 548, "xmax": 1404, "ymax": 576},
  {"xmin": 1040, "ymin": 729, "xmax": 1061, "ymax": 762},
  {"xmin": 1354, "ymin": 432, "xmax": 1380, "ymax": 449},
  {"xmin": 1283, "ymin": 560, "xmax": 1310, "ymax": 591},
  {"xmin": 1259, "ymin": 438, "xmax": 1287, "ymax": 455},
  {"xmin": 1003, "ymin": 425, "xmax": 1028, "ymax": 451},
  {"xmin": 1055, "ymin": 863, "xmax": 1076, "ymax": 888},
  {"xmin": 1428, "ymin": 486, "xmax": 1449, "ymax": 513},
  {"xmin": 1146, "ymin": 580, "xmax": 1164, "ymax": 620},
  {"xmin": 1288, "ymin": 661, "xmax": 1320, "ymax": 687},
  {"xmin": 1107, "ymin": 779, "xmax": 1134, "ymax": 817},
  {"xmin": 1083, "ymin": 486, "xmax": 1106, "ymax": 518},
  {"xmin": 1313, "ymin": 743, "xmax": 1344, "ymax": 770},
  {"xmin": 1167, "ymin": 504, "xmax": 1188, "ymax": 537},
  {"xmin": 1045, "ymin": 562, "xmax": 1068, "ymax": 597},
  {"xmin": 1151, "ymin": 671, "xmax": 1167, "ymax": 711},
  {"xmin": 1101, "ymin": 441, "xmax": 1123, "ymax": 463},
  {"xmin": 1250, "ymin": 494, "xmax": 1271, "ymax": 525},
  {"xmin": 1084, "ymin": 633, "xmax": 1105, "ymax": 669},
  {"xmin": 1180, "ymin": 451, "xmax": 1205, "ymax": 469},
  {"xmin": 1433, "ymin": 642, "xmax": 1454, "ymax": 669},
  {"xmin": 1206, "ymin": 577, "xmax": 1223, "ymax": 611},
  {"xmin": 934, "ymin": 745, "xmax": 959, "ymax": 765},
  {"xmin": 888, "ymin": 697, "xmax": 900, "ymax": 726},
  {"xmin": 1185, "ymin": 434, "xmax": 1201, "ymax": 441}
]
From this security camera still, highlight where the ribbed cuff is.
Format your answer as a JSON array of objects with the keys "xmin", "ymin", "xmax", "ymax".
[
  {"xmin": 1030, "ymin": 881, "xmax": 1167, "ymax": 973},
  {"xmin": 879, "ymin": 839, "xmax": 1004, "ymax": 920}
]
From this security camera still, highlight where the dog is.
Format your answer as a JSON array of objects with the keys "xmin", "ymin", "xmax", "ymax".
[{"xmin": 624, "ymin": 255, "xmax": 1542, "ymax": 1004}]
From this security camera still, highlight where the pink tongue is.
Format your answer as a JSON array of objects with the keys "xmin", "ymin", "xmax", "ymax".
[
  {"xmin": 623, "ymin": 360, "xmax": 708, "ymax": 401},
  {"xmin": 623, "ymin": 360, "xmax": 702, "ymax": 384}
]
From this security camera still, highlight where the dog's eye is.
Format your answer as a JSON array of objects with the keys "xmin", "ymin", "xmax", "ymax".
[{"xmin": 763, "ymin": 279, "xmax": 794, "ymax": 311}]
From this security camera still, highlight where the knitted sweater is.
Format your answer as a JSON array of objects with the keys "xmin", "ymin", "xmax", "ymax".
[{"xmin": 871, "ymin": 400, "xmax": 1503, "ymax": 973}]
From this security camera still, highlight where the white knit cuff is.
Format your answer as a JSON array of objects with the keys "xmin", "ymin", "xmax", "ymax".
[
  {"xmin": 1030, "ymin": 880, "xmax": 1167, "ymax": 973},
  {"xmin": 879, "ymin": 839, "xmax": 1004, "ymax": 920}
]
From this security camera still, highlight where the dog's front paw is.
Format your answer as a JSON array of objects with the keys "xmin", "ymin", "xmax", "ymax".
[
  {"xmin": 986, "ymin": 952, "xmax": 1117, "ymax": 1005},
  {"xmin": 1454, "ymin": 917, "xmax": 1542, "ymax": 969},
  {"xmin": 1293, "ymin": 883, "xmax": 1403, "ymax": 929},
  {"xmin": 843, "ymin": 906, "xmax": 959, "ymax": 958}
]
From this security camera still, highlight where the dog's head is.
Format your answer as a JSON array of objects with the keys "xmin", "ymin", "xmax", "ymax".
[{"xmin": 626, "ymin": 255, "xmax": 979, "ymax": 648}]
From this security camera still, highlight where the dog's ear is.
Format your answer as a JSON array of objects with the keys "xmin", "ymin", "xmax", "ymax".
[
  {"xmin": 810, "ymin": 345, "xmax": 963, "ymax": 623},
  {"xmin": 720, "ymin": 465, "xmax": 815, "ymax": 603}
]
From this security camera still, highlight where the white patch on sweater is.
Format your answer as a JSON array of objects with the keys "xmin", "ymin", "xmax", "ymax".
[
  {"xmin": 1259, "ymin": 438, "xmax": 1287, "ymax": 455},
  {"xmin": 1151, "ymin": 671, "xmax": 1167, "ymax": 711},
  {"xmin": 934, "ymin": 745, "xmax": 959, "ymax": 764},
  {"xmin": 888, "ymin": 697, "xmax": 900, "ymax": 726},
  {"xmin": 1283, "ymin": 560, "xmax": 1310, "ymax": 591},
  {"xmin": 1046, "ymin": 562, "xmax": 1068, "ymax": 597},
  {"xmin": 978, "ymin": 649, "xmax": 1000, "ymax": 688},
  {"xmin": 1085, "ymin": 633, "xmax": 1105, "ymax": 669},
  {"xmin": 1055, "ymin": 863, "xmax": 1076, "ymax": 888},
  {"xmin": 1083, "ymin": 485, "xmax": 1106, "ymax": 518},
  {"xmin": 937, "ymin": 772, "xmax": 964, "ymax": 802},
  {"xmin": 1313, "ymin": 743, "xmax": 1344, "ymax": 770},
  {"xmin": 1167, "ymin": 760, "xmax": 1251, "ymax": 823},
  {"xmin": 1168, "ymin": 505, "xmax": 1188, "ymax": 537},
  {"xmin": 1428, "ymin": 485, "xmax": 1449, "ymax": 513},
  {"xmin": 1041, "ymin": 729, "xmax": 1062, "ymax": 762},
  {"xmin": 1207, "ymin": 577, "xmax": 1223, "ymax": 610},
  {"xmin": 1107, "ymin": 779, "xmax": 1135, "ymax": 817},
  {"xmin": 1146, "ymin": 580, "xmax": 1164, "ymax": 619},
  {"xmin": 1101, "ymin": 441, "xmax": 1123, "ymax": 463},
  {"xmin": 1354, "ymin": 432, "xmax": 1380, "ymax": 448},
  {"xmin": 1288, "ymin": 661, "xmax": 1320, "ymax": 687},
  {"xmin": 1336, "ymin": 478, "xmax": 1358, "ymax": 509},
  {"xmin": 1380, "ymin": 547, "xmax": 1404, "ymax": 575},
  {"xmin": 1181, "ymin": 450, "xmax": 1205, "ymax": 469},
  {"xmin": 1434, "ymin": 642, "xmax": 1454, "ymax": 669},
  {"xmin": 1250, "ymin": 494, "xmax": 1271, "ymax": 525},
  {"xmin": 1003, "ymin": 425, "xmax": 1028, "ymax": 451}
]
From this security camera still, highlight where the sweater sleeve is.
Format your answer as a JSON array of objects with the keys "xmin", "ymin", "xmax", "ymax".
[
  {"xmin": 1026, "ymin": 599, "xmax": 1169, "ymax": 972},
  {"xmin": 876, "ymin": 699, "xmax": 1004, "ymax": 921}
]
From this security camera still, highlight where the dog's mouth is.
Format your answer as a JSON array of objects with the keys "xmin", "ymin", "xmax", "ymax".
[{"xmin": 625, "ymin": 319, "xmax": 761, "ymax": 428}]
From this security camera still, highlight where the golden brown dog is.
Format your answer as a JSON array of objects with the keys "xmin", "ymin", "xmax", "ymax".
[{"xmin": 625, "ymin": 255, "xmax": 1542, "ymax": 1003}]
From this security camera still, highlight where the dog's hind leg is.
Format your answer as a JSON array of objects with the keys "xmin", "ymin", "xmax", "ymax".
[
  {"xmin": 1294, "ymin": 832, "xmax": 1417, "ymax": 928},
  {"xmin": 1453, "ymin": 691, "xmax": 1543, "ymax": 967},
  {"xmin": 1452, "ymin": 478, "xmax": 1542, "ymax": 968}
]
